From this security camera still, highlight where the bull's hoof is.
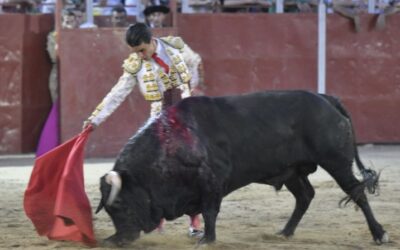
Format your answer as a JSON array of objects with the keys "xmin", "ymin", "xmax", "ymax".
[
  {"xmin": 375, "ymin": 232, "xmax": 390, "ymax": 245},
  {"xmin": 276, "ymin": 229, "xmax": 293, "ymax": 238},
  {"xmin": 102, "ymin": 234, "xmax": 139, "ymax": 247},
  {"xmin": 197, "ymin": 236, "xmax": 216, "ymax": 245},
  {"xmin": 102, "ymin": 237, "xmax": 127, "ymax": 247}
]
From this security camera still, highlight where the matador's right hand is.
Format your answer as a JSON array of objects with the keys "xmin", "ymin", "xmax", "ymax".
[{"xmin": 82, "ymin": 120, "xmax": 96, "ymax": 132}]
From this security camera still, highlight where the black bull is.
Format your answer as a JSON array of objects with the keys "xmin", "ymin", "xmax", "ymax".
[{"xmin": 96, "ymin": 90, "xmax": 389, "ymax": 246}]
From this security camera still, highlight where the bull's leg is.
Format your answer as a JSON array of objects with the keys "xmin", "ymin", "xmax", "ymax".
[
  {"xmin": 195, "ymin": 149, "xmax": 229, "ymax": 245},
  {"xmin": 279, "ymin": 174, "xmax": 315, "ymax": 237},
  {"xmin": 324, "ymin": 165, "xmax": 389, "ymax": 244},
  {"xmin": 198, "ymin": 179, "xmax": 222, "ymax": 244},
  {"xmin": 199, "ymin": 206, "xmax": 219, "ymax": 244}
]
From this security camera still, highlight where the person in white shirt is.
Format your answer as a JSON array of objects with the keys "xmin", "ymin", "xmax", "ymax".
[{"xmin": 83, "ymin": 23, "xmax": 204, "ymax": 237}]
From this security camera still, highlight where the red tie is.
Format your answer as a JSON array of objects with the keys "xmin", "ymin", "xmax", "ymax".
[{"xmin": 152, "ymin": 53, "xmax": 169, "ymax": 74}]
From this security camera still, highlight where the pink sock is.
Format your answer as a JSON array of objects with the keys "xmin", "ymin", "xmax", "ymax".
[{"xmin": 190, "ymin": 214, "xmax": 201, "ymax": 229}]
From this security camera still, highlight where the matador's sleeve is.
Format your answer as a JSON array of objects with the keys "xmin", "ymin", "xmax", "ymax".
[
  {"xmin": 180, "ymin": 40, "xmax": 202, "ymax": 90},
  {"xmin": 86, "ymin": 72, "xmax": 137, "ymax": 126}
]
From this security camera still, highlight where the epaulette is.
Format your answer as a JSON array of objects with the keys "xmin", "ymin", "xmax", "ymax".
[
  {"xmin": 122, "ymin": 53, "xmax": 142, "ymax": 75},
  {"xmin": 160, "ymin": 36, "xmax": 185, "ymax": 50}
]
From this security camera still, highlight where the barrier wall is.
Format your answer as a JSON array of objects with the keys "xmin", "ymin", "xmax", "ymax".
[
  {"xmin": 0, "ymin": 14, "xmax": 53, "ymax": 153},
  {"xmin": 60, "ymin": 13, "xmax": 400, "ymax": 157},
  {"xmin": 0, "ymin": 13, "xmax": 399, "ymax": 156},
  {"xmin": 178, "ymin": 13, "xmax": 400, "ymax": 144}
]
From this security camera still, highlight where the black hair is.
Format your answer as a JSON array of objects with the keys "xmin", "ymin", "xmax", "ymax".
[
  {"xmin": 62, "ymin": 8, "xmax": 76, "ymax": 17},
  {"xmin": 125, "ymin": 23, "xmax": 152, "ymax": 47},
  {"xmin": 112, "ymin": 5, "xmax": 127, "ymax": 14}
]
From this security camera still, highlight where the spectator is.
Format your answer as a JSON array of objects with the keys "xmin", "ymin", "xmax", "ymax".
[
  {"xmin": 375, "ymin": 0, "xmax": 400, "ymax": 30},
  {"xmin": 111, "ymin": 5, "xmax": 129, "ymax": 27},
  {"xmin": 332, "ymin": 0, "xmax": 366, "ymax": 32},
  {"xmin": 296, "ymin": 0, "xmax": 317, "ymax": 12},
  {"xmin": 1, "ymin": 0, "xmax": 40, "ymax": 13},
  {"xmin": 143, "ymin": 4, "xmax": 170, "ymax": 28},
  {"xmin": 331, "ymin": 0, "xmax": 398, "ymax": 32},
  {"xmin": 82, "ymin": 23, "xmax": 204, "ymax": 237},
  {"xmin": 72, "ymin": 6, "xmax": 85, "ymax": 26},
  {"xmin": 46, "ymin": 9, "xmax": 79, "ymax": 103},
  {"xmin": 184, "ymin": 0, "xmax": 221, "ymax": 13},
  {"xmin": 219, "ymin": 0, "xmax": 267, "ymax": 13}
]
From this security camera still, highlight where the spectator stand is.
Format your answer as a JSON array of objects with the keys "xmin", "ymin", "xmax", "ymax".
[
  {"xmin": 0, "ymin": 0, "xmax": 40, "ymax": 13},
  {"xmin": 221, "ymin": 0, "xmax": 272, "ymax": 12},
  {"xmin": 179, "ymin": 0, "xmax": 318, "ymax": 13}
]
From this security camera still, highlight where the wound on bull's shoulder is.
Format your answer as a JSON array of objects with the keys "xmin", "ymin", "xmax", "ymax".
[{"xmin": 156, "ymin": 107, "xmax": 195, "ymax": 154}]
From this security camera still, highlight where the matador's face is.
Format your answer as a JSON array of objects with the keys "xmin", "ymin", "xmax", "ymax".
[{"xmin": 131, "ymin": 39, "xmax": 156, "ymax": 60}]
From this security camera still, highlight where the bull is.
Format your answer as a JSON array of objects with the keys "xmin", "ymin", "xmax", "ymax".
[{"xmin": 95, "ymin": 90, "xmax": 389, "ymax": 246}]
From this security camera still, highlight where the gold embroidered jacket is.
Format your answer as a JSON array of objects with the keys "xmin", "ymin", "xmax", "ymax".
[{"xmin": 87, "ymin": 36, "xmax": 202, "ymax": 126}]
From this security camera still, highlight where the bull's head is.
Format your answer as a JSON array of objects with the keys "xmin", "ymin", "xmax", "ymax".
[{"xmin": 96, "ymin": 171, "xmax": 161, "ymax": 247}]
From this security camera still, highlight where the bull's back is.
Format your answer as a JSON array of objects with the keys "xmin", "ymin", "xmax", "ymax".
[{"xmin": 179, "ymin": 91, "xmax": 353, "ymax": 192}]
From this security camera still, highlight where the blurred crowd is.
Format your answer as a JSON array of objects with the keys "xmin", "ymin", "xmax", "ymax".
[
  {"xmin": 0, "ymin": 0, "xmax": 399, "ymax": 30},
  {"xmin": 0, "ymin": 0, "xmax": 397, "ymax": 14}
]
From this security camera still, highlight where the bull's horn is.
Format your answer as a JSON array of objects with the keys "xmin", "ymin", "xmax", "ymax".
[{"xmin": 105, "ymin": 171, "xmax": 122, "ymax": 206}]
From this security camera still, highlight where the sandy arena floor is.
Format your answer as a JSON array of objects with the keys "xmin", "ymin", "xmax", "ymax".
[{"xmin": 0, "ymin": 145, "xmax": 399, "ymax": 250}]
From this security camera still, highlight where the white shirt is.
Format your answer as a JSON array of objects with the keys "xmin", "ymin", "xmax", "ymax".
[
  {"xmin": 155, "ymin": 39, "xmax": 172, "ymax": 68},
  {"xmin": 41, "ymin": 0, "xmax": 56, "ymax": 13}
]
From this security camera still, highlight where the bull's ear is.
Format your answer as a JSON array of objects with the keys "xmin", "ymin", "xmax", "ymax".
[{"xmin": 95, "ymin": 200, "xmax": 104, "ymax": 214}]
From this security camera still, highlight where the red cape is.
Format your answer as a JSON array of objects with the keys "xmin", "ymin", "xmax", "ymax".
[{"xmin": 24, "ymin": 127, "xmax": 96, "ymax": 247}]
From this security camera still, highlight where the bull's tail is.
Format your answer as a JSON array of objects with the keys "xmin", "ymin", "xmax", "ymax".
[
  {"xmin": 355, "ymin": 150, "xmax": 381, "ymax": 195},
  {"xmin": 320, "ymin": 94, "xmax": 380, "ymax": 195}
]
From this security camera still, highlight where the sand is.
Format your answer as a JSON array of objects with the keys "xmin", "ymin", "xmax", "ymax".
[{"xmin": 0, "ymin": 145, "xmax": 399, "ymax": 250}]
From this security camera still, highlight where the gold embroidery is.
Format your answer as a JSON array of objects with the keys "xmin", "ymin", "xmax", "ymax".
[
  {"xmin": 180, "ymin": 72, "xmax": 191, "ymax": 83},
  {"xmin": 145, "ymin": 82, "xmax": 159, "ymax": 92},
  {"xmin": 144, "ymin": 92, "xmax": 162, "ymax": 101},
  {"xmin": 172, "ymin": 56, "xmax": 182, "ymax": 64},
  {"xmin": 143, "ymin": 73, "xmax": 155, "ymax": 82},
  {"xmin": 160, "ymin": 36, "xmax": 185, "ymax": 50},
  {"xmin": 169, "ymin": 67, "xmax": 178, "ymax": 87},
  {"xmin": 89, "ymin": 102, "xmax": 105, "ymax": 119},
  {"xmin": 145, "ymin": 62, "xmax": 152, "ymax": 71},
  {"xmin": 176, "ymin": 64, "xmax": 185, "ymax": 73},
  {"xmin": 175, "ymin": 62, "xmax": 191, "ymax": 83},
  {"xmin": 122, "ymin": 53, "xmax": 142, "ymax": 75},
  {"xmin": 159, "ymin": 71, "xmax": 172, "ymax": 90},
  {"xmin": 164, "ymin": 48, "xmax": 191, "ymax": 84}
]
